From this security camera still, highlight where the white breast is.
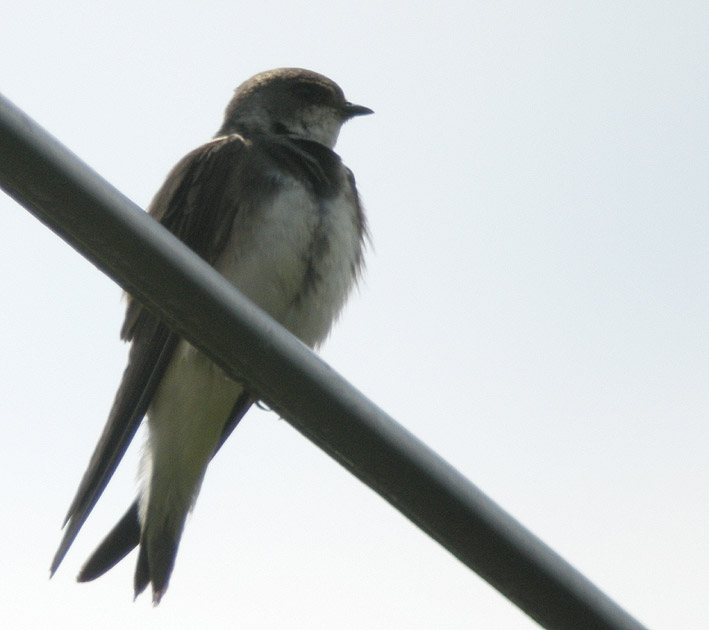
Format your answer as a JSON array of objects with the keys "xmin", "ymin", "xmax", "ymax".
[{"xmin": 215, "ymin": 171, "xmax": 362, "ymax": 348}]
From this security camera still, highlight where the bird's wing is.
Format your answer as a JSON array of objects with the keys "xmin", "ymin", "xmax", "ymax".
[{"xmin": 51, "ymin": 135, "xmax": 254, "ymax": 575}]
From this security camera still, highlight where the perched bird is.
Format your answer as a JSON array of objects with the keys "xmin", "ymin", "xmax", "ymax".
[{"xmin": 50, "ymin": 68, "xmax": 372, "ymax": 603}]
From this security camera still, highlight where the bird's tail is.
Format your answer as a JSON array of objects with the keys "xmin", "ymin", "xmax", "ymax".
[
  {"xmin": 74, "ymin": 392, "xmax": 254, "ymax": 603},
  {"xmin": 77, "ymin": 501, "xmax": 141, "ymax": 582},
  {"xmin": 78, "ymin": 497, "xmax": 181, "ymax": 604}
]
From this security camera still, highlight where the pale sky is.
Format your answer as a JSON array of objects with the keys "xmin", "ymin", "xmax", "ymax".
[{"xmin": 1, "ymin": 2, "xmax": 708, "ymax": 628}]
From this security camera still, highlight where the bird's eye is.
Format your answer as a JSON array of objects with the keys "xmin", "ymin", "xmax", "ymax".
[{"xmin": 273, "ymin": 122, "xmax": 290, "ymax": 135}]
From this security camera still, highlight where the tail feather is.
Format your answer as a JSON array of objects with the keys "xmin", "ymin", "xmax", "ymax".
[
  {"xmin": 141, "ymin": 525, "xmax": 180, "ymax": 604},
  {"xmin": 77, "ymin": 501, "xmax": 141, "ymax": 582},
  {"xmin": 134, "ymin": 541, "xmax": 150, "ymax": 599},
  {"xmin": 77, "ymin": 499, "xmax": 180, "ymax": 605}
]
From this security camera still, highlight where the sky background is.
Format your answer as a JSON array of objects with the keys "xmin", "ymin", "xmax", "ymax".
[{"xmin": 1, "ymin": 2, "xmax": 708, "ymax": 628}]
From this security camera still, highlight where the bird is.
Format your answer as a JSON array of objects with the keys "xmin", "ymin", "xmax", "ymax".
[{"xmin": 49, "ymin": 67, "xmax": 372, "ymax": 604}]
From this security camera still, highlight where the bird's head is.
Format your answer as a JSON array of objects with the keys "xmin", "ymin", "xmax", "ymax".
[{"xmin": 218, "ymin": 68, "xmax": 372, "ymax": 148}]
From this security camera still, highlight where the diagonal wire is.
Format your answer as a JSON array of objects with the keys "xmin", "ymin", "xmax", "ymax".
[{"xmin": 0, "ymin": 92, "xmax": 649, "ymax": 630}]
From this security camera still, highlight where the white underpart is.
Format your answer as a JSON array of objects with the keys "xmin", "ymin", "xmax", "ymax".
[{"xmin": 139, "ymin": 168, "xmax": 361, "ymax": 540}]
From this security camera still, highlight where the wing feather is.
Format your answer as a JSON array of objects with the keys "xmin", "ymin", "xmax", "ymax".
[{"xmin": 51, "ymin": 135, "xmax": 251, "ymax": 575}]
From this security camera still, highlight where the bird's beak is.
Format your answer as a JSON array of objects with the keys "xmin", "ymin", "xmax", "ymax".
[{"xmin": 342, "ymin": 102, "xmax": 374, "ymax": 118}]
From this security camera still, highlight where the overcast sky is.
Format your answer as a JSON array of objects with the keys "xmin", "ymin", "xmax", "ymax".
[{"xmin": 1, "ymin": 2, "xmax": 708, "ymax": 628}]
